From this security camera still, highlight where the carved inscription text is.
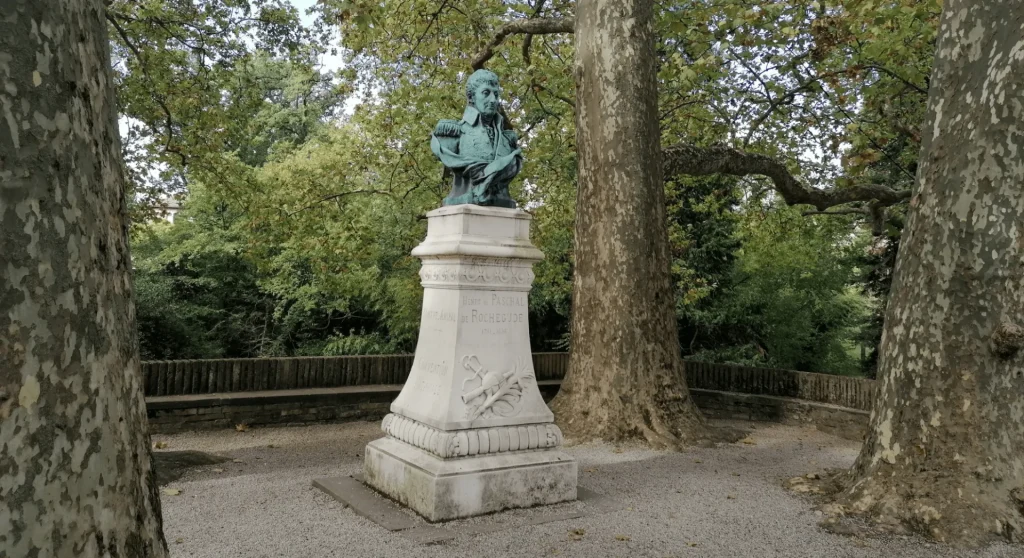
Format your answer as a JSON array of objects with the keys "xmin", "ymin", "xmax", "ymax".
[{"xmin": 459, "ymin": 293, "xmax": 526, "ymax": 325}]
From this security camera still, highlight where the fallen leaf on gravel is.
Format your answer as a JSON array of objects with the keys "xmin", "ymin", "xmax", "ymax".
[
  {"xmin": 614, "ymin": 535, "xmax": 630, "ymax": 541},
  {"xmin": 153, "ymin": 441, "xmax": 168, "ymax": 449},
  {"xmin": 568, "ymin": 528, "xmax": 585, "ymax": 541},
  {"xmin": 212, "ymin": 468, "xmax": 224, "ymax": 473},
  {"xmin": 232, "ymin": 459, "xmax": 244, "ymax": 464},
  {"xmin": 739, "ymin": 437, "xmax": 756, "ymax": 445},
  {"xmin": 162, "ymin": 488, "xmax": 181, "ymax": 496},
  {"xmin": 235, "ymin": 423, "xmax": 249, "ymax": 432}
]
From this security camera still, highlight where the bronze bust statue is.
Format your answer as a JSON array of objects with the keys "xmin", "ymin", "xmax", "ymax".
[{"xmin": 430, "ymin": 69, "xmax": 523, "ymax": 208}]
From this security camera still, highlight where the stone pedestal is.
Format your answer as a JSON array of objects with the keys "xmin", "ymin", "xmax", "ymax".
[{"xmin": 363, "ymin": 205, "xmax": 577, "ymax": 521}]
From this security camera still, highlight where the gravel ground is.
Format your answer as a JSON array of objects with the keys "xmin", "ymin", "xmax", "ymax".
[{"xmin": 155, "ymin": 420, "xmax": 1023, "ymax": 558}]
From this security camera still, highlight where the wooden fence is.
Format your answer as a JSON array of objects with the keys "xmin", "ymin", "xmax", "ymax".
[
  {"xmin": 682, "ymin": 361, "xmax": 875, "ymax": 412},
  {"xmin": 142, "ymin": 353, "xmax": 875, "ymax": 411}
]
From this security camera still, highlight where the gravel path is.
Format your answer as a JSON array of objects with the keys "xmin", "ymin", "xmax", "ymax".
[{"xmin": 155, "ymin": 420, "xmax": 1022, "ymax": 558}]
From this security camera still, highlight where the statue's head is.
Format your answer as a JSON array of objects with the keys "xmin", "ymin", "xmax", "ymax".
[{"xmin": 466, "ymin": 69, "xmax": 501, "ymax": 117}]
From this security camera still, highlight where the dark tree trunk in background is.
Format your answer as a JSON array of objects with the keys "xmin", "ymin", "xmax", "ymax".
[
  {"xmin": 831, "ymin": 1, "xmax": 1024, "ymax": 544},
  {"xmin": 550, "ymin": 0, "xmax": 711, "ymax": 447},
  {"xmin": 0, "ymin": 0, "xmax": 169, "ymax": 556}
]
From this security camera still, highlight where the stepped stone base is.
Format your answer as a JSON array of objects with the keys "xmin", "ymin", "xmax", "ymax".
[
  {"xmin": 364, "ymin": 437, "xmax": 577, "ymax": 522},
  {"xmin": 362, "ymin": 205, "xmax": 577, "ymax": 520}
]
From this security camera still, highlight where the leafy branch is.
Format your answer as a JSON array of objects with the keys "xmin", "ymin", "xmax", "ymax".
[
  {"xmin": 106, "ymin": 12, "xmax": 188, "ymax": 166},
  {"xmin": 662, "ymin": 143, "xmax": 911, "ymax": 211},
  {"xmin": 470, "ymin": 17, "xmax": 574, "ymax": 70},
  {"xmin": 471, "ymin": 16, "xmax": 914, "ymax": 212},
  {"xmin": 285, "ymin": 189, "xmax": 396, "ymax": 216}
]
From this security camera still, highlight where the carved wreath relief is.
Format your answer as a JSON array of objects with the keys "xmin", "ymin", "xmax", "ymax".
[{"xmin": 460, "ymin": 354, "xmax": 534, "ymax": 421}]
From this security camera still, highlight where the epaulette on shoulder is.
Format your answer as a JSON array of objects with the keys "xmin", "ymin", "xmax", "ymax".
[
  {"xmin": 503, "ymin": 129, "xmax": 519, "ymax": 145},
  {"xmin": 433, "ymin": 119, "xmax": 462, "ymax": 137}
]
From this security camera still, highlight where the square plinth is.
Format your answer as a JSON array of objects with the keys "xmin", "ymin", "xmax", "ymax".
[{"xmin": 363, "ymin": 437, "xmax": 577, "ymax": 522}]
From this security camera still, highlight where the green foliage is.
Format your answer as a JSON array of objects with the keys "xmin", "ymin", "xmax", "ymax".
[
  {"xmin": 117, "ymin": 0, "xmax": 935, "ymax": 374},
  {"xmin": 132, "ymin": 218, "xmax": 278, "ymax": 360},
  {"xmin": 107, "ymin": 0, "xmax": 343, "ymax": 219},
  {"xmin": 132, "ymin": 178, "xmax": 425, "ymax": 359},
  {"xmin": 668, "ymin": 176, "xmax": 741, "ymax": 315},
  {"xmin": 686, "ymin": 207, "xmax": 877, "ymax": 375}
]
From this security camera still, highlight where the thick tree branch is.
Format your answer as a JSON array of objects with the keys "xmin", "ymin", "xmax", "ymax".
[
  {"xmin": 801, "ymin": 209, "xmax": 869, "ymax": 216},
  {"xmin": 470, "ymin": 17, "xmax": 573, "ymax": 70},
  {"xmin": 662, "ymin": 143, "xmax": 912, "ymax": 211},
  {"xmin": 470, "ymin": 17, "xmax": 910, "ymax": 214},
  {"xmin": 521, "ymin": 0, "xmax": 548, "ymax": 65}
]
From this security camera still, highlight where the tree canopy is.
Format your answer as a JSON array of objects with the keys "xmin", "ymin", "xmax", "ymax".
[{"xmin": 118, "ymin": 0, "xmax": 941, "ymax": 377}]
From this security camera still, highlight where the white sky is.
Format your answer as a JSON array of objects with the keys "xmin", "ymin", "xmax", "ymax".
[
  {"xmin": 289, "ymin": 0, "xmax": 362, "ymax": 115},
  {"xmin": 289, "ymin": 0, "xmax": 346, "ymax": 73}
]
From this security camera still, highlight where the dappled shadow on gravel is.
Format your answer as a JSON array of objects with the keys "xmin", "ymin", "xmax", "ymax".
[{"xmin": 155, "ymin": 420, "xmax": 1022, "ymax": 558}]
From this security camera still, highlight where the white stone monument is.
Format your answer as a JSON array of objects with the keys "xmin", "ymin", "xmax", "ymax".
[{"xmin": 362, "ymin": 205, "xmax": 577, "ymax": 521}]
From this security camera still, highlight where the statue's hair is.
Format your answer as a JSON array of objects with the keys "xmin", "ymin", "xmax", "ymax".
[{"xmin": 466, "ymin": 69, "xmax": 501, "ymax": 104}]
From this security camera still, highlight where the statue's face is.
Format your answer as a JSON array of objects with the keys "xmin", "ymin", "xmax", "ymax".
[{"xmin": 471, "ymin": 82, "xmax": 500, "ymax": 116}]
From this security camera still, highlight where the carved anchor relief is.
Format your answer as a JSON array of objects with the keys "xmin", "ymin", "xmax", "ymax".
[{"xmin": 460, "ymin": 355, "xmax": 535, "ymax": 421}]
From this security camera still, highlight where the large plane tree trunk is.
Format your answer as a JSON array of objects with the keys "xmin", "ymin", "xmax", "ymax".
[
  {"xmin": 828, "ymin": 1, "xmax": 1024, "ymax": 545},
  {"xmin": 550, "ymin": 0, "xmax": 711, "ymax": 447},
  {"xmin": 0, "ymin": 0, "xmax": 169, "ymax": 556}
]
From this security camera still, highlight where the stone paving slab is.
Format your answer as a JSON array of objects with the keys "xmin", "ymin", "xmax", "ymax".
[
  {"xmin": 397, "ymin": 526, "xmax": 457, "ymax": 544},
  {"xmin": 576, "ymin": 486, "xmax": 625, "ymax": 514},
  {"xmin": 312, "ymin": 476, "xmax": 418, "ymax": 531}
]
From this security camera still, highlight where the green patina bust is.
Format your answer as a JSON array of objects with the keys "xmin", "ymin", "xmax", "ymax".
[{"xmin": 430, "ymin": 69, "xmax": 522, "ymax": 208}]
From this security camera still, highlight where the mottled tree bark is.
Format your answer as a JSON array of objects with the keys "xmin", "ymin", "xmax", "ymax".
[
  {"xmin": 549, "ymin": 0, "xmax": 711, "ymax": 447},
  {"xmin": 830, "ymin": 1, "xmax": 1024, "ymax": 544},
  {"xmin": 0, "ymin": 1, "xmax": 169, "ymax": 557}
]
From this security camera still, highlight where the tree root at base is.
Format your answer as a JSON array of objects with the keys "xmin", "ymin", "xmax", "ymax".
[
  {"xmin": 785, "ymin": 469, "xmax": 1024, "ymax": 546},
  {"xmin": 552, "ymin": 397, "xmax": 745, "ymax": 451}
]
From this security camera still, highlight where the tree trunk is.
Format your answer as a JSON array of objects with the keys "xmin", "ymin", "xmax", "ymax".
[
  {"xmin": 831, "ymin": 1, "xmax": 1024, "ymax": 544},
  {"xmin": 550, "ymin": 0, "xmax": 711, "ymax": 447},
  {"xmin": 0, "ymin": 1, "xmax": 169, "ymax": 556}
]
